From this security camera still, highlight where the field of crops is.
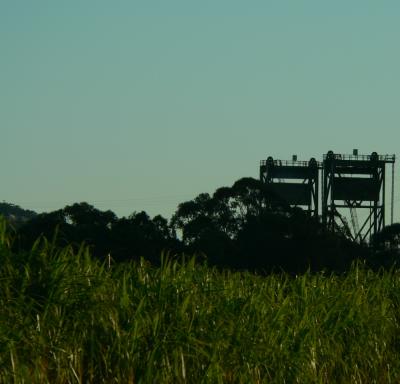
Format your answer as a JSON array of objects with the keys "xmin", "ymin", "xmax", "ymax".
[{"xmin": 1, "ymin": 219, "xmax": 400, "ymax": 383}]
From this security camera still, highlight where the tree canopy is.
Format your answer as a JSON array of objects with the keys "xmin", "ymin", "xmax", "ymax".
[{"xmin": 2, "ymin": 177, "xmax": 395, "ymax": 272}]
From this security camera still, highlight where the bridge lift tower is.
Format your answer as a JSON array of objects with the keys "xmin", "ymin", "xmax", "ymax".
[
  {"xmin": 322, "ymin": 150, "xmax": 396, "ymax": 242},
  {"xmin": 260, "ymin": 156, "xmax": 320, "ymax": 217}
]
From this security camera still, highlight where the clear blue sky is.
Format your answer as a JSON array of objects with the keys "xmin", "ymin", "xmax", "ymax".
[{"xmin": 1, "ymin": 1, "xmax": 399, "ymax": 219}]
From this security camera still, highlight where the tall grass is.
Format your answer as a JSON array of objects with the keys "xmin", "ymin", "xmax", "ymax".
[{"xmin": 1, "ymin": 217, "xmax": 400, "ymax": 383}]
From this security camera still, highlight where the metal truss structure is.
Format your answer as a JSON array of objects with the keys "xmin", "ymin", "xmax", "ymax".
[
  {"xmin": 260, "ymin": 150, "xmax": 396, "ymax": 242},
  {"xmin": 322, "ymin": 151, "xmax": 395, "ymax": 242},
  {"xmin": 259, "ymin": 156, "xmax": 320, "ymax": 217}
]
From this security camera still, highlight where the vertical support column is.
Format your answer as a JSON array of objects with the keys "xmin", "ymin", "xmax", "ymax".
[
  {"xmin": 323, "ymin": 151, "xmax": 335, "ymax": 232},
  {"xmin": 391, "ymin": 162, "xmax": 395, "ymax": 225},
  {"xmin": 322, "ymin": 155, "xmax": 329, "ymax": 227},
  {"xmin": 308, "ymin": 158, "xmax": 319, "ymax": 218},
  {"xmin": 314, "ymin": 174, "xmax": 319, "ymax": 218},
  {"xmin": 382, "ymin": 165, "xmax": 386, "ymax": 231},
  {"xmin": 371, "ymin": 157, "xmax": 379, "ymax": 237}
]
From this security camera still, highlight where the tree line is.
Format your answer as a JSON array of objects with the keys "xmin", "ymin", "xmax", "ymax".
[{"xmin": 2, "ymin": 177, "xmax": 399, "ymax": 272}]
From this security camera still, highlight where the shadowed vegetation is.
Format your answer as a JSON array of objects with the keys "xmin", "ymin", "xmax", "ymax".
[
  {"xmin": 1, "ymin": 218, "xmax": 400, "ymax": 383},
  {"xmin": 4, "ymin": 177, "xmax": 392, "ymax": 273}
]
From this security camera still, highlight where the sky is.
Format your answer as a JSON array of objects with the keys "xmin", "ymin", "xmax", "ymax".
[{"xmin": 1, "ymin": 1, "xmax": 400, "ymax": 220}]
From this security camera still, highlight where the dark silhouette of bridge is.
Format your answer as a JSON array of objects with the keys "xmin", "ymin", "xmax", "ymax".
[{"xmin": 260, "ymin": 150, "xmax": 396, "ymax": 242}]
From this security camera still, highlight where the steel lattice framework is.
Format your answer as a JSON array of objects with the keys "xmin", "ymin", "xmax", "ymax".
[
  {"xmin": 259, "ymin": 156, "xmax": 320, "ymax": 217},
  {"xmin": 259, "ymin": 151, "xmax": 396, "ymax": 242},
  {"xmin": 322, "ymin": 151, "xmax": 395, "ymax": 242}
]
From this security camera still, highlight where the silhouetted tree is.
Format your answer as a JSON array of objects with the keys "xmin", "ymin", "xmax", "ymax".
[
  {"xmin": 171, "ymin": 177, "xmax": 370, "ymax": 272},
  {"xmin": 110, "ymin": 211, "xmax": 179, "ymax": 264},
  {"xmin": 171, "ymin": 178, "xmax": 292, "ymax": 267},
  {"xmin": 12, "ymin": 177, "xmax": 382, "ymax": 272},
  {"xmin": 171, "ymin": 193, "xmax": 215, "ymax": 244},
  {"xmin": 61, "ymin": 203, "xmax": 117, "ymax": 257},
  {"xmin": 0, "ymin": 202, "xmax": 37, "ymax": 228},
  {"xmin": 373, "ymin": 223, "xmax": 400, "ymax": 250},
  {"xmin": 17, "ymin": 209, "xmax": 71, "ymax": 250},
  {"xmin": 368, "ymin": 223, "xmax": 400, "ymax": 268}
]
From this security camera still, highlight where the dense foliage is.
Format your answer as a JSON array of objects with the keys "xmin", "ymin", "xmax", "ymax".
[
  {"xmin": 1, "ymin": 218, "xmax": 400, "ymax": 383},
  {"xmin": 5, "ymin": 177, "xmax": 397, "ymax": 272},
  {"xmin": 0, "ymin": 202, "xmax": 37, "ymax": 227}
]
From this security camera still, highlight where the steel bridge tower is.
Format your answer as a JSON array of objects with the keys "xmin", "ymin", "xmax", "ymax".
[
  {"xmin": 259, "ymin": 156, "xmax": 320, "ymax": 217},
  {"xmin": 322, "ymin": 150, "xmax": 395, "ymax": 242}
]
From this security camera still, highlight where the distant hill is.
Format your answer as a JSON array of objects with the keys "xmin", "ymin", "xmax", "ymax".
[{"xmin": 0, "ymin": 202, "xmax": 37, "ymax": 227}]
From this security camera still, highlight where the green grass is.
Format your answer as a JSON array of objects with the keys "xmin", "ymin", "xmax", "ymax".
[{"xmin": 1, "ymin": 218, "xmax": 400, "ymax": 383}]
